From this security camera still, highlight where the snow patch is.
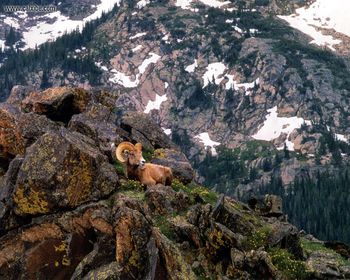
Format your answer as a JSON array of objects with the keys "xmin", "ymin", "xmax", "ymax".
[
  {"xmin": 0, "ymin": 40, "xmax": 5, "ymax": 51},
  {"xmin": 202, "ymin": 62, "xmax": 259, "ymax": 94},
  {"xmin": 225, "ymin": 77, "xmax": 260, "ymax": 95},
  {"xmin": 109, "ymin": 70, "xmax": 139, "ymax": 88},
  {"xmin": 137, "ymin": 0, "xmax": 150, "ymax": 8},
  {"xmin": 194, "ymin": 132, "xmax": 221, "ymax": 156},
  {"xmin": 176, "ymin": 0, "xmax": 230, "ymax": 10},
  {"xmin": 130, "ymin": 32, "xmax": 147, "ymax": 39},
  {"xmin": 109, "ymin": 52, "xmax": 161, "ymax": 88},
  {"xmin": 21, "ymin": 0, "xmax": 120, "ymax": 50},
  {"xmin": 132, "ymin": 45, "xmax": 143, "ymax": 52},
  {"xmin": 202, "ymin": 62, "xmax": 227, "ymax": 88},
  {"xmin": 185, "ymin": 59, "xmax": 198, "ymax": 73},
  {"xmin": 278, "ymin": 0, "xmax": 350, "ymax": 50},
  {"xmin": 165, "ymin": 82, "xmax": 169, "ymax": 89},
  {"xmin": 4, "ymin": 17, "xmax": 19, "ymax": 29},
  {"xmin": 144, "ymin": 94, "xmax": 168, "ymax": 114},
  {"xmin": 162, "ymin": 128, "xmax": 172, "ymax": 135},
  {"xmin": 335, "ymin": 133, "xmax": 348, "ymax": 143},
  {"xmin": 199, "ymin": 0, "xmax": 230, "ymax": 8},
  {"xmin": 252, "ymin": 106, "xmax": 311, "ymax": 151}
]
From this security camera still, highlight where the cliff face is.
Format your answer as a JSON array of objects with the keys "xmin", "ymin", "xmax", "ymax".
[{"xmin": 0, "ymin": 86, "xmax": 349, "ymax": 279}]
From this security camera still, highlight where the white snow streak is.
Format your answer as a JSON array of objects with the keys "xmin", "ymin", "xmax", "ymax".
[
  {"xmin": 185, "ymin": 59, "xmax": 198, "ymax": 73},
  {"xmin": 278, "ymin": 0, "xmax": 350, "ymax": 50},
  {"xmin": 194, "ymin": 132, "xmax": 221, "ymax": 156},
  {"xmin": 21, "ymin": 0, "xmax": 120, "ymax": 49},
  {"xmin": 109, "ymin": 52, "xmax": 161, "ymax": 88},
  {"xmin": 252, "ymin": 106, "xmax": 311, "ymax": 151},
  {"xmin": 144, "ymin": 94, "xmax": 168, "ymax": 113}
]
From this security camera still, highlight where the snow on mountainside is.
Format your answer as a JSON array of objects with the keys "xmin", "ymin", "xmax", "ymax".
[
  {"xmin": 279, "ymin": 0, "xmax": 350, "ymax": 51},
  {"xmin": 0, "ymin": 0, "xmax": 120, "ymax": 50}
]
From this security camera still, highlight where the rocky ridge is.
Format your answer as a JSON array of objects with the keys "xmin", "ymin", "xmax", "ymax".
[{"xmin": 0, "ymin": 86, "xmax": 350, "ymax": 279}]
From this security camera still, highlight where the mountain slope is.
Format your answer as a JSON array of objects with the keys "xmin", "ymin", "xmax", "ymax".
[
  {"xmin": 1, "ymin": 0, "xmax": 350, "ymax": 243},
  {"xmin": 0, "ymin": 86, "xmax": 350, "ymax": 279}
]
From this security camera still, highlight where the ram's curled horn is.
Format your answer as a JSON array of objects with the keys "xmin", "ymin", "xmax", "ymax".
[{"xmin": 116, "ymin": 142, "xmax": 135, "ymax": 163}]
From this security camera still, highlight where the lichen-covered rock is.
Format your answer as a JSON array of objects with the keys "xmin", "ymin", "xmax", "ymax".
[
  {"xmin": 0, "ymin": 156, "xmax": 25, "ymax": 234},
  {"xmin": 153, "ymin": 228, "xmax": 196, "ymax": 280},
  {"xmin": 211, "ymin": 195, "xmax": 255, "ymax": 235},
  {"xmin": 151, "ymin": 149, "xmax": 194, "ymax": 184},
  {"xmin": 243, "ymin": 250, "xmax": 281, "ymax": 279},
  {"xmin": 114, "ymin": 206, "xmax": 155, "ymax": 280},
  {"xmin": 0, "ymin": 103, "xmax": 58, "ymax": 159},
  {"xmin": 145, "ymin": 184, "xmax": 190, "ymax": 215},
  {"xmin": 0, "ymin": 202, "xmax": 114, "ymax": 280},
  {"xmin": 267, "ymin": 219, "xmax": 303, "ymax": 259},
  {"xmin": 12, "ymin": 129, "xmax": 118, "ymax": 216},
  {"xmin": 21, "ymin": 87, "xmax": 90, "ymax": 123},
  {"xmin": 169, "ymin": 216, "xmax": 201, "ymax": 248},
  {"xmin": 68, "ymin": 103, "xmax": 122, "ymax": 160}
]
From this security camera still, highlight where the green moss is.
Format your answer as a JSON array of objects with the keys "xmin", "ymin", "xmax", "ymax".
[
  {"xmin": 120, "ymin": 179, "xmax": 144, "ymax": 191},
  {"xmin": 142, "ymin": 148, "xmax": 154, "ymax": 162},
  {"xmin": 243, "ymin": 225, "xmax": 271, "ymax": 250},
  {"xmin": 154, "ymin": 215, "xmax": 176, "ymax": 240},
  {"xmin": 301, "ymin": 238, "xmax": 350, "ymax": 266},
  {"xmin": 269, "ymin": 248, "xmax": 308, "ymax": 280},
  {"xmin": 114, "ymin": 161, "xmax": 125, "ymax": 176},
  {"xmin": 171, "ymin": 179, "xmax": 218, "ymax": 206}
]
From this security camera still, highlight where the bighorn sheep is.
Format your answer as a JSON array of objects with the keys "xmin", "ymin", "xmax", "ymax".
[{"xmin": 116, "ymin": 142, "xmax": 173, "ymax": 186}]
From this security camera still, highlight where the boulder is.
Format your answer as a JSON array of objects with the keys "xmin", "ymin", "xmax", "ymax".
[
  {"xmin": 12, "ymin": 129, "xmax": 118, "ymax": 216},
  {"xmin": 6, "ymin": 85, "xmax": 34, "ymax": 106},
  {"xmin": 267, "ymin": 219, "xmax": 303, "ymax": 259},
  {"xmin": 151, "ymin": 149, "xmax": 194, "ymax": 184},
  {"xmin": 114, "ymin": 206, "xmax": 156, "ymax": 280},
  {"xmin": 68, "ymin": 103, "xmax": 122, "ymax": 160},
  {"xmin": 242, "ymin": 250, "xmax": 280, "ymax": 279},
  {"xmin": 169, "ymin": 216, "xmax": 201, "ymax": 247},
  {"xmin": 211, "ymin": 195, "xmax": 255, "ymax": 235},
  {"xmin": 324, "ymin": 241, "xmax": 350, "ymax": 259},
  {"xmin": 120, "ymin": 112, "xmax": 175, "ymax": 150},
  {"xmin": 153, "ymin": 228, "xmax": 196, "ymax": 280},
  {"xmin": 186, "ymin": 203, "xmax": 212, "ymax": 235},
  {"xmin": 21, "ymin": 87, "xmax": 90, "ymax": 123},
  {"xmin": 306, "ymin": 251, "xmax": 344, "ymax": 279},
  {"xmin": 0, "ymin": 202, "xmax": 114, "ymax": 280},
  {"xmin": 145, "ymin": 184, "xmax": 190, "ymax": 215},
  {"xmin": 0, "ymin": 103, "xmax": 58, "ymax": 159}
]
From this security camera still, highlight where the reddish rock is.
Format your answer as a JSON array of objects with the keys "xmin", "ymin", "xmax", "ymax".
[
  {"xmin": 0, "ymin": 103, "xmax": 58, "ymax": 160},
  {"xmin": 21, "ymin": 87, "xmax": 90, "ymax": 123}
]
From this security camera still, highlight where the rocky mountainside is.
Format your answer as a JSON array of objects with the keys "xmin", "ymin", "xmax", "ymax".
[
  {"xmin": 1, "ymin": 0, "xmax": 350, "ymax": 242},
  {"xmin": 1, "ymin": 86, "xmax": 350, "ymax": 279}
]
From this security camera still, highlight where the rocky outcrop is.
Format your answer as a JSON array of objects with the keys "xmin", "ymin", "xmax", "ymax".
[
  {"xmin": 0, "ymin": 103, "xmax": 58, "ymax": 169},
  {"xmin": 21, "ymin": 87, "xmax": 90, "ymax": 123},
  {"xmin": 0, "ymin": 86, "xmax": 349, "ymax": 280},
  {"xmin": 12, "ymin": 129, "xmax": 118, "ymax": 216},
  {"xmin": 120, "ymin": 112, "xmax": 176, "ymax": 151},
  {"xmin": 151, "ymin": 149, "xmax": 194, "ymax": 184}
]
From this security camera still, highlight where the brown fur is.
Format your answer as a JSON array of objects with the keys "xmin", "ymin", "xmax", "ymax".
[{"xmin": 116, "ymin": 142, "xmax": 173, "ymax": 186}]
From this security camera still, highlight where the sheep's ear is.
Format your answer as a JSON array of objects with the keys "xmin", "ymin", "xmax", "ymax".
[{"xmin": 135, "ymin": 143, "xmax": 142, "ymax": 152}]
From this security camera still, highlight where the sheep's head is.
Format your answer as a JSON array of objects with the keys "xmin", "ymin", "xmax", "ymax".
[{"xmin": 116, "ymin": 142, "xmax": 146, "ymax": 167}]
